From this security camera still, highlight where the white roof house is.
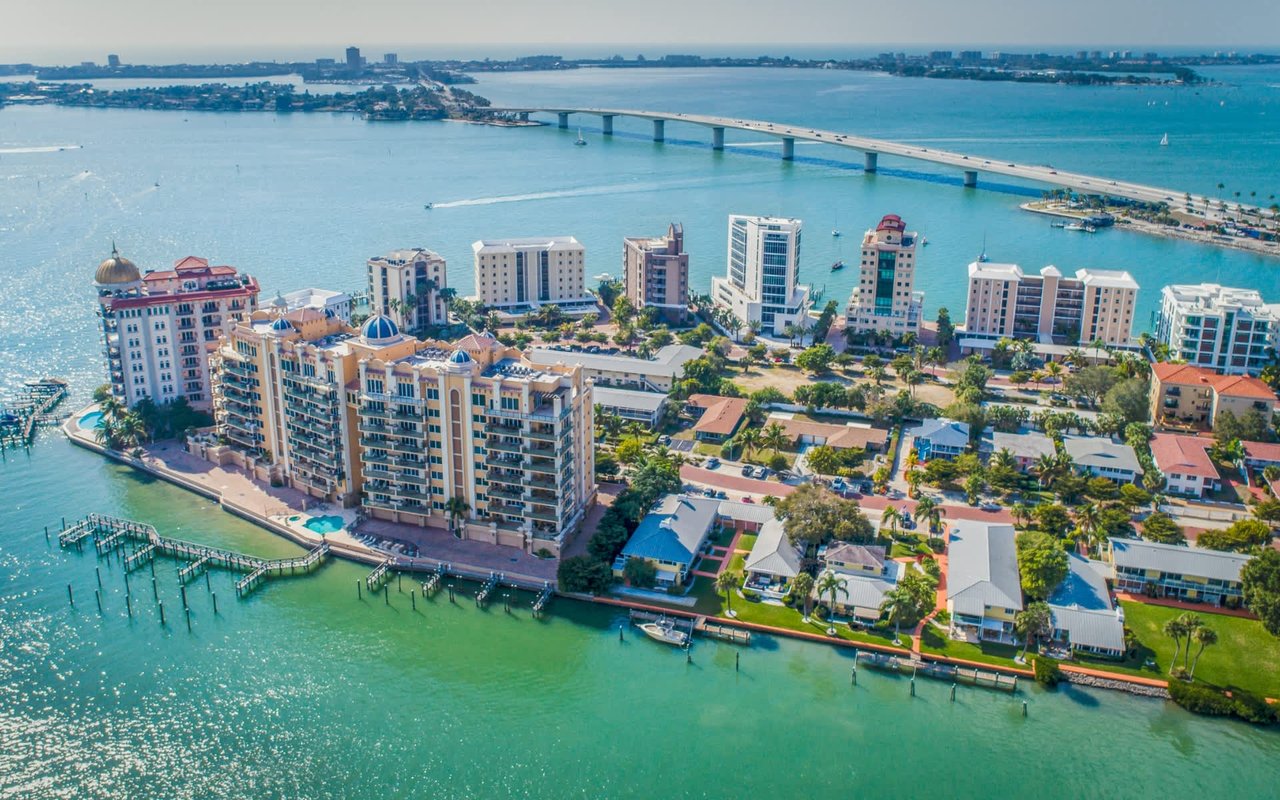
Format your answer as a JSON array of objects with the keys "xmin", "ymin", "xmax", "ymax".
[
  {"xmin": 1047, "ymin": 553, "xmax": 1126, "ymax": 656},
  {"xmin": 743, "ymin": 518, "xmax": 802, "ymax": 581},
  {"xmin": 947, "ymin": 520, "xmax": 1023, "ymax": 619},
  {"xmin": 1062, "ymin": 435, "xmax": 1143, "ymax": 481},
  {"xmin": 982, "ymin": 429, "xmax": 1057, "ymax": 464}
]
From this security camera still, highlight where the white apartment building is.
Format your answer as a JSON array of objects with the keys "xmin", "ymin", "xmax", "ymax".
[
  {"xmin": 471, "ymin": 236, "xmax": 593, "ymax": 316},
  {"xmin": 367, "ymin": 248, "xmax": 449, "ymax": 332},
  {"xmin": 281, "ymin": 287, "xmax": 353, "ymax": 322},
  {"xmin": 1155, "ymin": 284, "xmax": 1280, "ymax": 376},
  {"xmin": 962, "ymin": 262, "xmax": 1138, "ymax": 347},
  {"xmin": 845, "ymin": 214, "xmax": 924, "ymax": 337},
  {"xmin": 94, "ymin": 248, "xmax": 259, "ymax": 411},
  {"xmin": 710, "ymin": 215, "xmax": 811, "ymax": 336}
]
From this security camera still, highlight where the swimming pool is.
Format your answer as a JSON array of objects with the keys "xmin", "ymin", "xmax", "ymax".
[
  {"xmin": 303, "ymin": 515, "xmax": 344, "ymax": 534},
  {"xmin": 79, "ymin": 411, "xmax": 104, "ymax": 429}
]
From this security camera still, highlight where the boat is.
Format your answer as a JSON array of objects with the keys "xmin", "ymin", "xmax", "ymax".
[
  {"xmin": 423, "ymin": 203, "xmax": 433, "ymax": 210},
  {"xmin": 920, "ymin": 236, "xmax": 929, "ymax": 246},
  {"xmin": 831, "ymin": 260, "xmax": 845, "ymax": 271},
  {"xmin": 1160, "ymin": 133, "xmax": 1169, "ymax": 146},
  {"xmin": 638, "ymin": 618, "xmax": 689, "ymax": 646},
  {"xmin": 831, "ymin": 229, "xmax": 841, "ymax": 237},
  {"xmin": 1050, "ymin": 221, "xmax": 1066, "ymax": 228},
  {"xmin": 1063, "ymin": 222, "xmax": 1097, "ymax": 233},
  {"xmin": 574, "ymin": 128, "xmax": 588, "ymax": 146}
]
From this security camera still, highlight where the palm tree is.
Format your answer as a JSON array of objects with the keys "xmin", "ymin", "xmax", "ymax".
[
  {"xmin": 118, "ymin": 412, "xmax": 147, "ymax": 450},
  {"xmin": 1178, "ymin": 613, "xmax": 1203, "ymax": 673},
  {"xmin": 747, "ymin": 319, "xmax": 764, "ymax": 341},
  {"xmin": 1014, "ymin": 601, "xmax": 1053, "ymax": 659},
  {"xmin": 738, "ymin": 427, "xmax": 762, "ymax": 460},
  {"xmin": 1035, "ymin": 453, "xmax": 1059, "ymax": 488},
  {"xmin": 1011, "ymin": 502, "xmax": 1030, "ymax": 528},
  {"xmin": 1075, "ymin": 503, "xmax": 1103, "ymax": 554},
  {"xmin": 815, "ymin": 570, "xmax": 848, "ymax": 634},
  {"xmin": 1188, "ymin": 626, "xmax": 1218, "ymax": 680},
  {"xmin": 444, "ymin": 496, "xmax": 470, "ymax": 537},
  {"xmin": 1163, "ymin": 615, "xmax": 1195, "ymax": 675},
  {"xmin": 879, "ymin": 586, "xmax": 915, "ymax": 639},
  {"xmin": 99, "ymin": 395, "xmax": 125, "ymax": 422},
  {"xmin": 762, "ymin": 422, "xmax": 787, "ymax": 456},
  {"xmin": 913, "ymin": 497, "xmax": 940, "ymax": 534},
  {"xmin": 715, "ymin": 570, "xmax": 742, "ymax": 617},
  {"xmin": 881, "ymin": 506, "xmax": 902, "ymax": 538},
  {"xmin": 791, "ymin": 571, "xmax": 816, "ymax": 621},
  {"xmin": 1043, "ymin": 360, "xmax": 1066, "ymax": 386}
]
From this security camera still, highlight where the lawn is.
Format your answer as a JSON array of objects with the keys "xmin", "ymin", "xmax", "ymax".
[
  {"xmin": 735, "ymin": 533, "xmax": 758, "ymax": 553},
  {"xmin": 726, "ymin": 552, "xmax": 746, "ymax": 575},
  {"xmin": 918, "ymin": 625, "xmax": 1022, "ymax": 669},
  {"xmin": 1119, "ymin": 600, "xmax": 1280, "ymax": 698}
]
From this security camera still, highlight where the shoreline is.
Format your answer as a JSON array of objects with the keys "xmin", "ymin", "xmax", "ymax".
[
  {"xmin": 1020, "ymin": 202, "xmax": 1280, "ymax": 259},
  {"xmin": 61, "ymin": 405, "xmax": 1178, "ymax": 705}
]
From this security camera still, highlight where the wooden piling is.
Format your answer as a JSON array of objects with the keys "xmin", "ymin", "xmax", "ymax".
[
  {"xmin": 357, "ymin": 579, "xmax": 362, "ymax": 600},
  {"xmin": 212, "ymin": 593, "xmax": 218, "ymax": 615},
  {"xmin": 736, "ymin": 652, "xmax": 740, "ymax": 672},
  {"xmin": 67, "ymin": 583, "xmax": 74, "ymax": 607},
  {"xmin": 411, "ymin": 589, "xmax": 416, "ymax": 611},
  {"xmin": 951, "ymin": 684, "xmax": 957, "ymax": 701},
  {"xmin": 205, "ymin": 571, "xmax": 211, "ymax": 591},
  {"xmin": 158, "ymin": 601, "xmax": 165, "ymax": 626},
  {"xmin": 181, "ymin": 585, "xmax": 188, "ymax": 610},
  {"xmin": 385, "ymin": 585, "xmax": 390, "ymax": 605},
  {"xmin": 185, "ymin": 606, "xmax": 191, "ymax": 632},
  {"xmin": 95, "ymin": 590, "xmax": 102, "ymax": 614},
  {"xmin": 126, "ymin": 593, "xmax": 132, "ymax": 618},
  {"xmin": 1022, "ymin": 701, "xmax": 1028, "ymax": 717}
]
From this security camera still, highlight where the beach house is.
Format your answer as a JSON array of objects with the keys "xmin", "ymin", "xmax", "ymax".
[{"xmin": 946, "ymin": 520, "xmax": 1023, "ymax": 644}]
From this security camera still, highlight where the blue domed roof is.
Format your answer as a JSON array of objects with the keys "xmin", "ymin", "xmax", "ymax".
[
  {"xmin": 269, "ymin": 317, "xmax": 294, "ymax": 333},
  {"xmin": 361, "ymin": 314, "xmax": 400, "ymax": 343},
  {"xmin": 448, "ymin": 349, "xmax": 472, "ymax": 364}
]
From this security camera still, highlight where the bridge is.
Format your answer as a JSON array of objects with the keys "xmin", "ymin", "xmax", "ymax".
[{"xmin": 489, "ymin": 107, "xmax": 1248, "ymax": 214}]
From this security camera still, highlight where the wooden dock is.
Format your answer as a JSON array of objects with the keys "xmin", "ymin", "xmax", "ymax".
[
  {"xmin": 694, "ymin": 616, "xmax": 752, "ymax": 645},
  {"xmin": 853, "ymin": 650, "xmax": 1018, "ymax": 693},
  {"xmin": 0, "ymin": 378, "xmax": 68, "ymax": 449},
  {"xmin": 58, "ymin": 513, "xmax": 331, "ymax": 599}
]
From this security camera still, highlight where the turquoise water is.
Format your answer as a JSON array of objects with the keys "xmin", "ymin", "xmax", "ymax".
[
  {"xmin": 4, "ymin": 65, "xmax": 1280, "ymax": 796},
  {"xmin": 77, "ymin": 410, "xmax": 103, "ymax": 429},
  {"xmin": 303, "ymin": 514, "xmax": 345, "ymax": 534}
]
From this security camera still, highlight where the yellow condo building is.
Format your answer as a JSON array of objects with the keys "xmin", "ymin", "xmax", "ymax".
[{"xmin": 212, "ymin": 309, "xmax": 595, "ymax": 556}]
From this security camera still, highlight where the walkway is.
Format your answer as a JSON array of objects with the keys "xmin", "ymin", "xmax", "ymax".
[{"xmin": 1114, "ymin": 592, "xmax": 1258, "ymax": 619}]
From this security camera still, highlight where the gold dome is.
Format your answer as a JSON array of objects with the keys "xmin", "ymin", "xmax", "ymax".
[{"xmin": 95, "ymin": 245, "xmax": 141, "ymax": 285}]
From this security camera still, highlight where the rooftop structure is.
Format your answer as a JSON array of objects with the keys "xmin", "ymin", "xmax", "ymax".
[
  {"xmin": 946, "ymin": 520, "xmax": 1022, "ymax": 644},
  {"xmin": 281, "ymin": 287, "xmax": 353, "ymax": 322},
  {"xmin": 472, "ymin": 235, "xmax": 592, "ymax": 315},
  {"xmin": 981, "ymin": 429, "xmax": 1056, "ymax": 470},
  {"xmin": 591, "ymin": 386, "xmax": 668, "ymax": 427},
  {"xmin": 1047, "ymin": 553, "xmax": 1126, "ymax": 657},
  {"xmin": 1109, "ymin": 538, "xmax": 1250, "ymax": 606},
  {"xmin": 908, "ymin": 418, "xmax": 970, "ymax": 460},
  {"xmin": 617, "ymin": 495, "xmax": 721, "ymax": 588},
  {"xmin": 1149, "ymin": 433, "xmax": 1220, "ymax": 497},
  {"xmin": 1149, "ymin": 362, "xmax": 1277, "ymax": 431},
  {"xmin": 1155, "ymin": 283, "xmax": 1280, "ymax": 376},
  {"xmin": 1062, "ymin": 435, "xmax": 1143, "ymax": 483},
  {"xmin": 743, "ymin": 518, "xmax": 802, "ymax": 584},
  {"xmin": 367, "ymin": 248, "xmax": 449, "ymax": 331},
  {"xmin": 687, "ymin": 394, "xmax": 749, "ymax": 441},
  {"xmin": 765, "ymin": 414, "xmax": 890, "ymax": 452}
]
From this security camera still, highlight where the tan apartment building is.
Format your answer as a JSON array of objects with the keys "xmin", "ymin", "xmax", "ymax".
[
  {"xmin": 962, "ymin": 262, "xmax": 1138, "ymax": 347},
  {"xmin": 471, "ymin": 236, "xmax": 594, "ymax": 318},
  {"xmin": 623, "ymin": 223, "xmax": 689, "ymax": 323},
  {"xmin": 845, "ymin": 214, "xmax": 924, "ymax": 337},
  {"xmin": 367, "ymin": 248, "xmax": 449, "ymax": 332},
  {"xmin": 1149, "ymin": 362, "xmax": 1277, "ymax": 430}
]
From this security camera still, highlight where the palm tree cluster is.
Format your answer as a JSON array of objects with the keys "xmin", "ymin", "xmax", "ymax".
[
  {"xmin": 1163, "ymin": 613, "xmax": 1218, "ymax": 680},
  {"xmin": 93, "ymin": 395, "xmax": 148, "ymax": 452}
]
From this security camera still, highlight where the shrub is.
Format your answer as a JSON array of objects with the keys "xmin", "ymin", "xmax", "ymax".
[
  {"xmin": 1033, "ymin": 657, "xmax": 1062, "ymax": 687},
  {"xmin": 534, "ymin": 548, "xmax": 553, "ymax": 559},
  {"xmin": 1231, "ymin": 689, "xmax": 1279, "ymax": 725},
  {"xmin": 814, "ymin": 604, "xmax": 830, "ymax": 621},
  {"xmin": 926, "ymin": 537, "xmax": 946, "ymax": 553},
  {"xmin": 922, "ymin": 558, "xmax": 941, "ymax": 579},
  {"xmin": 741, "ymin": 587, "xmax": 761, "ymax": 601},
  {"xmin": 769, "ymin": 454, "xmax": 788, "ymax": 472},
  {"xmin": 781, "ymin": 592, "xmax": 795, "ymax": 607},
  {"xmin": 1167, "ymin": 681, "xmax": 1234, "ymax": 717}
]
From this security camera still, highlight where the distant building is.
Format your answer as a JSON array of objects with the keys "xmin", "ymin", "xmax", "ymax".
[
  {"xmin": 280, "ymin": 287, "xmax": 353, "ymax": 322},
  {"xmin": 765, "ymin": 414, "xmax": 890, "ymax": 454},
  {"xmin": 687, "ymin": 394, "xmax": 748, "ymax": 442},
  {"xmin": 1155, "ymin": 283, "xmax": 1280, "ymax": 376},
  {"xmin": 525, "ymin": 343, "xmax": 703, "ymax": 393},
  {"xmin": 592, "ymin": 386, "xmax": 667, "ymax": 427},
  {"xmin": 93, "ymin": 247, "xmax": 259, "ymax": 411},
  {"xmin": 345, "ymin": 46, "xmax": 362, "ymax": 69},
  {"xmin": 383, "ymin": 53, "xmax": 398, "ymax": 65},
  {"xmin": 367, "ymin": 248, "xmax": 449, "ymax": 332},
  {"xmin": 623, "ymin": 223, "xmax": 689, "ymax": 323},
  {"xmin": 1149, "ymin": 362, "xmax": 1277, "ymax": 430},
  {"xmin": 711, "ymin": 215, "xmax": 810, "ymax": 337},
  {"xmin": 107, "ymin": 54, "xmax": 121, "ymax": 68},
  {"xmin": 316, "ymin": 58, "xmax": 336, "ymax": 67},
  {"xmin": 471, "ymin": 236, "xmax": 593, "ymax": 317},
  {"xmin": 962, "ymin": 262, "xmax": 1138, "ymax": 346},
  {"xmin": 845, "ymin": 214, "xmax": 923, "ymax": 338}
]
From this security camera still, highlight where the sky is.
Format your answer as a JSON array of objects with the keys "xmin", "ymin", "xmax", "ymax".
[{"xmin": 3, "ymin": 0, "xmax": 1279, "ymax": 64}]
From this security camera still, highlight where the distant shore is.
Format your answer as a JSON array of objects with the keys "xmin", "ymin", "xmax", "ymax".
[{"xmin": 1021, "ymin": 202, "xmax": 1280, "ymax": 259}]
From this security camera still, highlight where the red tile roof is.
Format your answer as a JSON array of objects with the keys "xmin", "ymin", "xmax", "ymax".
[
  {"xmin": 688, "ymin": 394, "xmax": 748, "ymax": 437},
  {"xmin": 1211, "ymin": 374, "xmax": 1277, "ymax": 400},
  {"xmin": 768, "ymin": 415, "xmax": 889, "ymax": 450},
  {"xmin": 142, "ymin": 270, "xmax": 178, "ymax": 281},
  {"xmin": 1243, "ymin": 440, "xmax": 1280, "ymax": 464},
  {"xmin": 1150, "ymin": 433, "xmax": 1220, "ymax": 480},
  {"xmin": 1152, "ymin": 362, "xmax": 1215, "ymax": 385},
  {"xmin": 173, "ymin": 256, "xmax": 210, "ymax": 271},
  {"xmin": 1153, "ymin": 362, "xmax": 1276, "ymax": 401}
]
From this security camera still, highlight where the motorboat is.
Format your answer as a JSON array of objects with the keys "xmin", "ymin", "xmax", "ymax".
[
  {"xmin": 1063, "ymin": 222, "xmax": 1096, "ymax": 233},
  {"xmin": 424, "ymin": 203, "xmax": 433, "ymax": 210},
  {"xmin": 638, "ymin": 618, "xmax": 689, "ymax": 646},
  {"xmin": 574, "ymin": 128, "xmax": 588, "ymax": 146},
  {"xmin": 831, "ymin": 260, "xmax": 845, "ymax": 271}
]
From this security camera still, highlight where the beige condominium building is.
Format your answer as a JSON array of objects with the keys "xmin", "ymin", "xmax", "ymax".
[
  {"xmin": 962, "ymin": 262, "xmax": 1138, "ymax": 347},
  {"xmin": 94, "ymin": 247, "xmax": 259, "ymax": 411},
  {"xmin": 212, "ymin": 311, "xmax": 596, "ymax": 555},
  {"xmin": 711, "ymin": 215, "xmax": 811, "ymax": 336},
  {"xmin": 471, "ymin": 235, "xmax": 595, "ymax": 317},
  {"xmin": 845, "ymin": 214, "xmax": 924, "ymax": 337},
  {"xmin": 1155, "ymin": 283, "xmax": 1280, "ymax": 376},
  {"xmin": 623, "ymin": 223, "xmax": 689, "ymax": 323},
  {"xmin": 367, "ymin": 248, "xmax": 450, "ymax": 332}
]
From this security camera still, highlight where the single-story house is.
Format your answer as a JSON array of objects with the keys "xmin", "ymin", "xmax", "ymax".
[
  {"xmin": 1149, "ymin": 433, "xmax": 1220, "ymax": 498},
  {"xmin": 946, "ymin": 520, "xmax": 1023, "ymax": 644},
  {"xmin": 613, "ymin": 494, "xmax": 720, "ymax": 588},
  {"xmin": 743, "ymin": 518, "xmax": 802, "ymax": 590},
  {"xmin": 1107, "ymin": 537, "xmax": 1251, "ymax": 607},
  {"xmin": 687, "ymin": 394, "xmax": 749, "ymax": 442},
  {"xmin": 1062, "ymin": 435, "xmax": 1143, "ymax": 484},
  {"xmin": 909, "ymin": 417, "xmax": 971, "ymax": 461},
  {"xmin": 592, "ymin": 385, "xmax": 668, "ymax": 428},
  {"xmin": 1046, "ymin": 553, "xmax": 1126, "ymax": 658},
  {"xmin": 980, "ymin": 429, "xmax": 1057, "ymax": 472},
  {"xmin": 811, "ymin": 542, "xmax": 902, "ymax": 624},
  {"xmin": 766, "ymin": 414, "xmax": 891, "ymax": 453},
  {"xmin": 527, "ymin": 343, "xmax": 703, "ymax": 392}
]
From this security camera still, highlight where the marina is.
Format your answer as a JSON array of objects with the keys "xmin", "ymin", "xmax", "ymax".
[{"xmin": 0, "ymin": 378, "xmax": 68, "ymax": 449}]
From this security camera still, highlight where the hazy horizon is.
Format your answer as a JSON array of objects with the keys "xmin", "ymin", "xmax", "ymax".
[{"xmin": 4, "ymin": 0, "xmax": 1279, "ymax": 64}]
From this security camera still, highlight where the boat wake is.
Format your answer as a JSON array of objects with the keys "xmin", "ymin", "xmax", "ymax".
[
  {"xmin": 433, "ymin": 176, "xmax": 742, "ymax": 208},
  {"xmin": 0, "ymin": 145, "xmax": 82, "ymax": 154}
]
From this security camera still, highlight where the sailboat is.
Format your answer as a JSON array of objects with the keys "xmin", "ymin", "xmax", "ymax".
[
  {"xmin": 574, "ymin": 128, "xmax": 588, "ymax": 146},
  {"xmin": 1160, "ymin": 133, "xmax": 1169, "ymax": 147},
  {"xmin": 832, "ymin": 212, "xmax": 841, "ymax": 237}
]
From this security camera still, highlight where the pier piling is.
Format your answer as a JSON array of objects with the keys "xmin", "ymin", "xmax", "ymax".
[
  {"xmin": 126, "ymin": 593, "xmax": 132, "ymax": 618},
  {"xmin": 95, "ymin": 590, "xmax": 102, "ymax": 614},
  {"xmin": 781, "ymin": 137, "xmax": 795, "ymax": 160},
  {"xmin": 158, "ymin": 601, "xmax": 165, "ymax": 626},
  {"xmin": 964, "ymin": 169, "xmax": 978, "ymax": 188},
  {"xmin": 212, "ymin": 593, "xmax": 218, "ymax": 615},
  {"xmin": 96, "ymin": 567, "xmax": 102, "ymax": 589},
  {"xmin": 44, "ymin": 526, "xmax": 49, "ymax": 543},
  {"xmin": 67, "ymin": 584, "xmax": 74, "ymax": 607},
  {"xmin": 384, "ymin": 585, "xmax": 389, "ymax": 606},
  {"xmin": 619, "ymin": 624, "xmax": 624, "ymax": 642},
  {"xmin": 151, "ymin": 576, "xmax": 158, "ymax": 600},
  {"xmin": 180, "ymin": 585, "xmax": 187, "ymax": 610},
  {"xmin": 185, "ymin": 606, "xmax": 191, "ymax": 631},
  {"xmin": 1022, "ymin": 701, "xmax": 1028, "ymax": 717},
  {"xmin": 601, "ymin": 114, "xmax": 614, "ymax": 135},
  {"xmin": 864, "ymin": 151, "xmax": 878, "ymax": 173},
  {"xmin": 653, "ymin": 119, "xmax": 665, "ymax": 142},
  {"xmin": 411, "ymin": 589, "xmax": 416, "ymax": 611},
  {"xmin": 951, "ymin": 684, "xmax": 957, "ymax": 701},
  {"xmin": 205, "ymin": 571, "xmax": 211, "ymax": 591},
  {"xmin": 397, "ymin": 573, "xmax": 402, "ymax": 592},
  {"xmin": 357, "ymin": 579, "xmax": 362, "ymax": 600},
  {"xmin": 911, "ymin": 678, "xmax": 916, "ymax": 697},
  {"xmin": 735, "ymin": 652, "xmax": 740, "ymax": 672}
]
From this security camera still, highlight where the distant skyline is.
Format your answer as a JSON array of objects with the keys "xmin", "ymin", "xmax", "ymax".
[{"xmin": 3, "ymin": 0, "xmax": 1279, "ymax": 64}]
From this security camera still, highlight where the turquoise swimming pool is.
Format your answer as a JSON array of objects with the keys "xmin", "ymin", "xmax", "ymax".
[
  {"xmin": 79, "ymin": 411, "xmax": 104, "ymax": 429},
  {"xmin": 303, "ymin": 515, "xmax": 344, "ymax": 534}
]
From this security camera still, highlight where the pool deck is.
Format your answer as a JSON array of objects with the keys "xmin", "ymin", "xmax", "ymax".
[{"xmin": 63, "ymin": 408, "xmax": 556, "ymax": 586}]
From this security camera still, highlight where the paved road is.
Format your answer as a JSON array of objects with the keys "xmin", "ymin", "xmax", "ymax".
[{"xmin": 489, "ymin": 106, "xmax": 1266, "ymax": 216}]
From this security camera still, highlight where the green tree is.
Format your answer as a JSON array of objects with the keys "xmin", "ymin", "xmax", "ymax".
[
  {"xmin": 1016, "ymin": 530, "xmax": 1069, "ymax": 600},
  {"xmin": 1014, "ymin": 600, "xmax": 1053, "ymax": 657},
  {"xmin": 1197, "ymin": 519, "xmax": 1272, "ymax": 552},
  {"xmin": 1141, "ymin": 511, "xmax": 1185, "ymax": 544},
  {"xmin": 615, "ymin": 435, "xmax": 646, "ymax": 465},
  {"xmin": 805, "ymin": 444, "xmax": 840, "ymax": 476},
  {"xmin": 1065, "ymin": 365, "xmax": 1117, "ymax": 407},
  {"xmin": 1163, "ymin": 615, "xmax": 1189, "ymax": 675},
  {"xmin": 715, "ymin": 570, "xmax": 742, "ymax": 615},
  {"xmin": 1189, "ymin": 625, "xmax": 1218, "ymax": 680},
  {"xmin": 795, "ymin": 343, "xmax": 836, "ymax": 373},
  {"xmin": 1101, "ymin": 377, "xmax": 1150, "ymax": 424},
  {"xmin": 444, "ymin": 496, "xmax": 470, "ymax": 536},
  {"xmin": 879, "ymin": 586, "xmax": 917, "ymax": 638},
  {"xmin": 791, "ymin": 571, "xmax": 816, "ymax": 620},
  {"xmin": 775, "ymin": 484, "xmax": 873, "ymax": 551},
  {"xmin": 935, "ymin": 307, "xmax": 955, "ymax": 348},
  {"xmin": 816, "ymin": 570, "xmax": 849, "ymax": 631},
  {"xmin": 1241, "ymin": 550, "xmax": 1280, "ymax": 636},
  {"xmin": 762, "ymin": 421, "xmax": 787, "ymax": 456},
  {"xmin": 558, "ymin": 555, "xmax": 614, "ymax": 593},
  {"xmin": 623, "ymin": 558, "xmax": 657, "ymax": 589}
]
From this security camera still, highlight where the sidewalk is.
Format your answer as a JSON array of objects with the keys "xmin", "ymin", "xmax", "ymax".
[{"xmin": 1114, "ymin": 592, "xmax": 1257, "ymax": 619}]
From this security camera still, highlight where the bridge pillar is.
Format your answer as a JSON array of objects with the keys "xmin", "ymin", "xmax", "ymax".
[
  {"xmin": 712, "ymin": 127, "xmax": 725, "ymax": 151},
  {"xmin": 602, "ymin": 114, "xmax": 614, "ymax": 135},
  {"xmin": 652, "ymin": 119, "xmax": 665, "ymax": 142},
  {"xmin": 781, "ymin": 137, "xmax": 795, "ymax": 161},
  {"xmin": 557, "ymin": 112, "xmax": 569, "ymax": 129},
  {"xmin": 864, "ymin": 152, "xmax": 878, "ymax": 173},
  {"xmin": 963, "ymin": 170, "xmax": 978, "ymax": 188}
]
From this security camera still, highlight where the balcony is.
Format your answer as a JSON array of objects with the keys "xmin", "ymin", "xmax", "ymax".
[
  {"xmin": 526, "ymin": 458, "xmax": 556, "ymax": 475},
  {"xmin": 487, "ymin": 438, "xmax": 523, "ymax": 455},
  {"xmin": 485, "ymin": 422, "xmax": 524, "ymax": 436},
  {"xmin": 523, "ymin": 442, "xmax": 555, "ymax": 458},
  {"xmin": 489, "ymin": 485, "xmax": 524, "ymax": 501},
  {"xmin": 487, "ymin": 471, "xmax": 524, "ymax": 488},
  {"xmin": 358, "ymin": 421, "xmax": 390, "ymax": 435},
  {"xmin": 526, "ymin": 507, "xmax": 559, "ymax": 524},
  {"xmin": 486, "ymin": 452, "xmax": 524, "ymax": 470},
  {"xmin": 524, "ymin": 474, "xmax": 556, "ymax": 491}
]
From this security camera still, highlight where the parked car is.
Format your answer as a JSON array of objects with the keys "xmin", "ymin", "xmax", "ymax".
[
  {"xmin": 755, "ymin": 467, "xmax": 770, "ymax": 479},
  {"xmin": 658, "ymin": 435, "xmax": 672, "ymax": 445},
  {"xmin": 859, "ymin": 482, "xmax": 873, "ymax": 494},
  {"xmin": 703, "ymin": 487, "xmax": 717, "ymax": 497},
  {"xmin": 742, "ymin": 496, "xmax": 755, "ymax": 504},
  {"xmin": 741, "ymin": 465, "xmax": 755, "ymax": 477},
  {"xmin": 705, "ymin": 458, "xmax": 721, "ymax": 470},
  {"xmin": 715, "ymin": 490, "xmax": 728, "ymax": 499},
  {"xmin": 831, "ymin": 477, "xmax": 848, "ymax": 492},
  {"xmin": 980, "ymin": 502, "xmax": 1002, "ymax": 512}
]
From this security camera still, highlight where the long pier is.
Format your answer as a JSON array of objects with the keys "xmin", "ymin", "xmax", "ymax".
[
  {"xmin": 490, "ymin": 106, "xmax": 1262, "ymax": 214},
  {"xmin": 0, "ymin": 378, "xmax": 68, "ymax": 449}
]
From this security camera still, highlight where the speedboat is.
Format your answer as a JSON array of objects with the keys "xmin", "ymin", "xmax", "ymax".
[
  {"xmin": 424, "ymin": 203, "xmax": 433, "ymax": 210},
  {"xmin": 638, "ymin": 618, "xmax": 689, "ymax": 646},
  {"xmin": 831, "ymin": 260, "xmax": 845, "ymax": 271},
  {"xmin": 831, "ymin": 229, "xmax": 841, "ymax": 237},
  {"xmin": 1063, "ymin": 222, "xmax": 1096, "ymax": 233},
  {"xmin": 574, "ymin": 128, "xmax": 588, "ymax": 146}
]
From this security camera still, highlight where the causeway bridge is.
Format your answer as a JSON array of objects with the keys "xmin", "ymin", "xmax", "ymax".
[{"xmin": 490, "ymin": 107, "xmax": 1239, "ymax": 212}]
